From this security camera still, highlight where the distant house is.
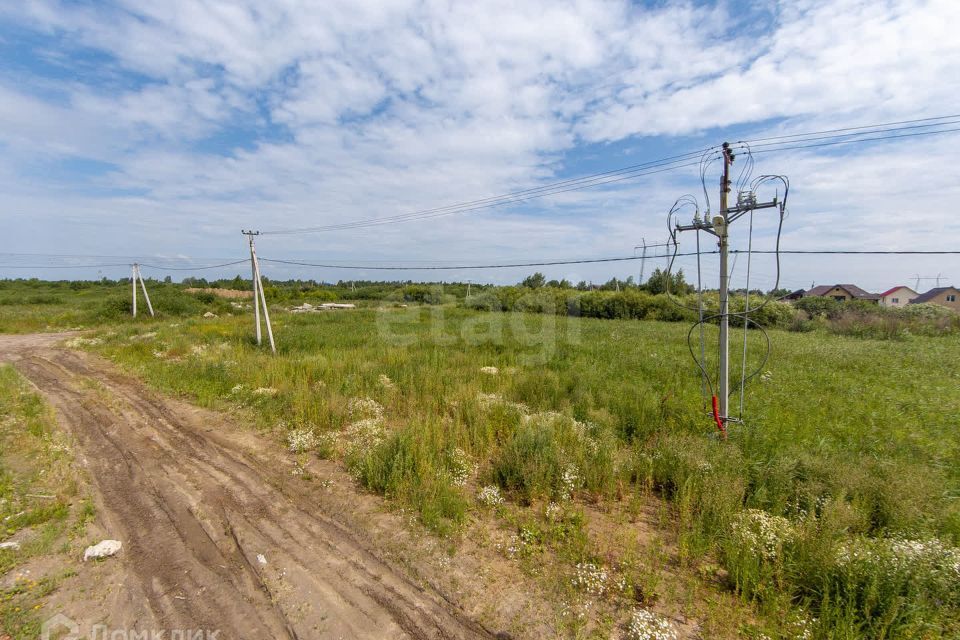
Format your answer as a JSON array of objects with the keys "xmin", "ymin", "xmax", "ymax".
[
  {"xmin": 803, "ymin": 284, "xmax": 880, "ymax": 303},
  {"xmin": 780, "ymin": 289, "xmax": 806, "ymax": 301},
  {"xmin": 878, "ymin": 285, "xmax": 918, "ymax": 307},
  {"xmin": 909, "ymin": 286, "xmax": 960, "ymax": 312}
]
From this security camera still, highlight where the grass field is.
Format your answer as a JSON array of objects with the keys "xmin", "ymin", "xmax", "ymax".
[
  {"xmin": 0, "ymin": 366, "xmax": 93, "ymax": 639},
  {"xmin": 3, "ymin": 280, "xmax": 959, "ymax": 638}
]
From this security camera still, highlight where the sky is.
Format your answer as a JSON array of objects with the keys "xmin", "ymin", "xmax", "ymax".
[{"xmin": 1, "ymin": 0, "xmax": 959, "ymax": 291}]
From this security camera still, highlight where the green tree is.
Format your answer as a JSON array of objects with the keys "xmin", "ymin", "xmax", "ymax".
[
  {"xmin": 520, "ymin": 272, "xmax": 546, "ymax": 289},
  {"xmin": 645, "ymin": 268, "xmax": 693, "ymax": 295}
]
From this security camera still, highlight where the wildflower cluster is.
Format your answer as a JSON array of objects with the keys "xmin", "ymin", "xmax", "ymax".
[
  {"xmin": 342, "ymin": 418, "xmax": 385, "ymax": 457},
  {"xmin": 476, "ymin": 485, "xmax": 504, "ymax": 507},
  {"xmin": 230, "ymin": 384, "xmax": 244, "ymax": 394},
  {"xmin": 378, "ymin": 374, "xmax": 396, "ymax": 389},
  {"xmin": 287, "ymin": 428, "xmax": 317, "ymax": 453},
  {"xmin": 477, "ymin": 392, "xmax": 530, "ymax": 415},
  {"xmin": 545, "ymin": 501, "xmax": 562, "ymax": 522},
  {"xmin": 65, "ymin": 337, "xmax": 102, "ymax": 348},
  {"xmin": 785, "ymin": 610, "xmax": 816, "ymax": 640},
  {"xmin": 625, "ymin": 609, "xmax": 678, "ymax": 640},
  {"xmin": 836, "ymin": 536, "xmax": 960, "ymax": 588},
  {"xmin": 560, "ymin": 464, "xmax": 581, "ymax": 500},
  {"xmin": 479, "ymin": 366, "xmax": 499, "ymax": 375},
  {"xmin": 730, "ymin": 509, "xmax": 796, "ymax": 561},
  {"xmin": 348, "ymin": 397, "xmax": 384, "ymax": 420},
  {"xmin": 571, "ymin": 562, "xmax": 609, "ymax": 596},
  {"xmin": 252, "ymin": 387, "xmax": 278, "ymax": 396},
  {"xmin": 446, "ymin": 447, "xmax": 476, "ymax": 487}
]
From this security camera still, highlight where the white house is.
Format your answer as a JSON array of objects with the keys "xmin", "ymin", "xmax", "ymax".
[{"xmin": 878, "ymin": 285, "xmax": 917, "ymax": 307}]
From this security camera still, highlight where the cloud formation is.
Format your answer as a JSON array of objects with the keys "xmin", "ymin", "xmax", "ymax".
[{"xmin": 0, "ymin": 0, "xmax": 958, "ymax": 290}]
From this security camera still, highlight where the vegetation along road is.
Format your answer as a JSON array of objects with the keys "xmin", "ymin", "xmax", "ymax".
[{"xmin": 0, "ymin": 332, "xmax": 495, "ymax": 640}]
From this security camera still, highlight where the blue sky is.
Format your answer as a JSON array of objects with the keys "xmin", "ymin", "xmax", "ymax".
[{"xmin": 1, "ymin": 0, "xmax": 958, "ymax": 291}]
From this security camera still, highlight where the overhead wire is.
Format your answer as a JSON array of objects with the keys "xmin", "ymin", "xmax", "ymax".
[{"xmin": 256, "ymin": 115, "xmax": 960, "ymax": 236}]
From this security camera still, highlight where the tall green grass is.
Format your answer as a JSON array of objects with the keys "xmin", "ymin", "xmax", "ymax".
[{"xmin": 41, "ymin": 299, "xmax": 960, "ymax": 637}]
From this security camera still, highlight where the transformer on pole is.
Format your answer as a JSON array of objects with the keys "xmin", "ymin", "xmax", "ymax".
[{"xmin": 671, "ymin": 142, "xmax": 785, "ymax": 433}]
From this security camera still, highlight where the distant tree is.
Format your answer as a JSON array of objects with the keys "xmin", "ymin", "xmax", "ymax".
[
  {"xmin": 546, "ymin": 279, "xmax": 561, "ymax": 288},
  {"xmin": 575, "ymin": 280, "xmax": 589, "ymax": 291},
  {"xmin": 645, "ymin": 268, "xmax": 693, "ymax": 295},
  {"xmin": 521, "ymin": 272, "xmax": 546, "ymax": 289},
  {"xmin": 558, "ymin": 278, "xmax": 572, "ymax": 289},
  {"xmin": 163, "ymin": 276, "xmax": 172, "ymax": 284}
]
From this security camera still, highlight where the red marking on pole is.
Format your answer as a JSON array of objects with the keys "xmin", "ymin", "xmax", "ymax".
[{"xmin": 711, "ymin": 395, "xmax": 726, "ymax": 438}]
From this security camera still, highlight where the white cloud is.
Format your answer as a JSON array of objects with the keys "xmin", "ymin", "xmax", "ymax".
[{"xmin": 0, "ymin": 0, "xmax": 957, "ymax": 290}]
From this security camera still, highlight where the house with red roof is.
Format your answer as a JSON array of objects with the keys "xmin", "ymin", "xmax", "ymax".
[{"xmin": 878, "ymin": 285, "xmax": 917, "ymax": 307}]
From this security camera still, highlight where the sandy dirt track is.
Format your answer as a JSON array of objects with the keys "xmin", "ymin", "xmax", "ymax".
[{"xmin": 0, "ymin": 333, "xmax": 497, "ymax": 640}]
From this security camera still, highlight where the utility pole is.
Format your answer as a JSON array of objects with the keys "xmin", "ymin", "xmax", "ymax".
[
  {"xmin": 673, "ymin": 142, "xmax": 782, "ymax": 433},
  {"xmin": 716, "ymin": 143, "xmax": 733, "ymax": 432},
  {"xmin": 131, "ymin": 263, "xmax": 154, "ymax": 317},
  {"xmin": 913, "ymin": 274, "xmax": 948, "ymax": 290},
  {"xmin": 243, "ymin": 230, "xmax": 276, "ymax": 353},
  {"xmin": 635, "ymin": 239, "xmax": 671, "ymax": 287},
  {"xmin": 636, "ymin": 239, "xmax": 648, "ymax": 285},
  {"xmin": 132, "ymin": 264, "xmax": 137, "ymax": 318}
]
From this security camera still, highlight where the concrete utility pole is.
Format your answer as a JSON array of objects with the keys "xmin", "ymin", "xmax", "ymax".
[
  {"xmin": 131, "ymin": 263, "xmax": 154, "ymax": 317},
  {"xmin": 243, "ymin": 230, "xmax": 276, "ymax": 354},
  {"xmin": 132, "ymin": 264, "xmax": 138, "ymax": 318},
  {"xmin": 716, "ymin": 144, "xmax": 733, "ymax": 430},
  {"xmin": 673, "ymin": 142, "xmax": 781, "ymax": 431}
]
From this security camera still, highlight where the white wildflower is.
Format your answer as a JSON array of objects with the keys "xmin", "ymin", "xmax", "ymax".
[
  {"xmin": 545, "ymin": 501, "xmax": 562, "ymax": 521},
  {"xmin": 287, "ymin": 428, "xmax": 317, "ymax": 453},
  {"xmin": 230, "ymin": 384, "xmax": 244, "ymax": 394},
  {"xmin": 65, "ymin": 337, "xmax": 102, "ymax": 348},
  {"xmin": 560, "ymin": 464, "xmax": 581, "ymax": 500},
  {"xmin": 479, "ymin": 366, "xmax": 499, "ymax": 375},
  {"xmin": 572, "ymin": 562, "xmax": 608, "ymax": 596},
  {"xmin": 190, "ymin": 344, "xmax": 208, "ymax": 356},
  {"xmin": 626, "ymin": 609, "xmax": 678, "ymax": 640},
  {"xmin": 378, "ymin": 374, "xmax": 396, "ymax": 389},
  {"xmin": 348, "ymin": 397, "xmax": 384, "ymax": 420},
  {"xmin": 342, "ymin": 418, "xmax": 385, "ymax": 457},
  {"xmin": 252, "ymin": 387, "xmax": 278, "ymax": 396},
  {"xmin": 730, "ymin": 509, "xmax": 795, "ymax": 561},
  {"xmin": 477, "ymin": 485, "xmax": 504, "ymax": 507},
  {"xmin": 447, "ymin": 448, "xmax": 476, "ymax": 487}
]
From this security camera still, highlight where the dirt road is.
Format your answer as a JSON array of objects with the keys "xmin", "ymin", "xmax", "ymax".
[{"xmin": 0, "ymin": 333, "xmax": 496, "ymax": 639}]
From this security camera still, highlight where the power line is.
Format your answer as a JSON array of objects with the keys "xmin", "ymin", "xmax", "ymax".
[
  {"xmin": 735, "ymin": 250, "xmax": 960, "ymax": 255},
  {"xmin": 260, "ymin": 157, "xmax": 713, "ymax": 235},
  {"xmin": 259, "ymin": 252, "xmax": 711, "ymax": 270},
  {"xmin": 0, "ymin": 259, "xmax": 248, "ymax": 271},
  {"xmin": 138, "ymin": 259, "xmax": 249, "ymax": 271},
  {"xmin": 258, "ymin": 249, "xmax": 958, "ymax": 271},
  {"xmin": 743, "ymin": 119, "xmax": 960, "ymax": 149},
  {"xmin": 259, "ymin": 115, "xmax": 960, "ymax": 235},
  {"xmin": 747, "ymin": 126, "xmax": 960, "ymax": 155},
  {"xmin": 741, "ymin": 114, "xmax": 960, "ymax": 143}
]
